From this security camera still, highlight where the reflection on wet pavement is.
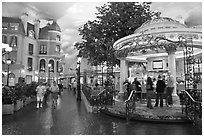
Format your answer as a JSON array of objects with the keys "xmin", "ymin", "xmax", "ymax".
[{"xmin": 2, "ymin": 89, "xmax": 202, "ymax": 135}]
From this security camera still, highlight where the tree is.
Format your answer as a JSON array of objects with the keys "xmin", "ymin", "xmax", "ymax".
[{"xmin": 75, "ymin": 2, "xmax": 159, "ymax": 66}]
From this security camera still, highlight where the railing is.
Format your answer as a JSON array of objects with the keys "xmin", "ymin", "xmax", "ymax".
[
  {"xmin": 98, "ymin": 85, "xmax": 114, "ymax": 107},
  {"xmin": 125, "ymin": 90, "xmax": 137, "ymax": 121},
  {"xmin": 180, "ymin": 89, "xmax": 202, "ymax": 126}
]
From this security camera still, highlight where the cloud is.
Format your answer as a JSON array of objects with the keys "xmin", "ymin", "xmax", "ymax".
[{"xmin": 184, "ymin": 7, "xmax": 202, "ymax": 27}]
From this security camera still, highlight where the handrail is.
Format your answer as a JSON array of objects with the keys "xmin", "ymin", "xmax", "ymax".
[
  {"xmin": 125, "ymin": 90, "xmax": 136, "ymax": 102},
  {"xmin": 98, "ymin": 89, "xmax": 106, "ymax": 96},
  {"xmin": 125, "ymin": 90, "xmax": 137, "ymax": 121},
  {"xmin": 182, "ymin": 90, "xmax": 202, "ymax": 104}
]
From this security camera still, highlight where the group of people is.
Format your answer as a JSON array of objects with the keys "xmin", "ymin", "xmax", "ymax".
[
  {"xmin": 35, "ymin": 81, "xmax": 63, "ymax": 109},
  {"xmin": 123, "ymin": 74, "xmax": 174, "ymax": 109}
]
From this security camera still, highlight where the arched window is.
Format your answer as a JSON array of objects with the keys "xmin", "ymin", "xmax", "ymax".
[
  {"xmin": 2, "ymin": 35, "xmax": 7, "ymax": 44},
  {"xmin": 10, "ymin": 36, "xmax": 17, "ymax": 47},
  {"xmin": 39, "ymin": 59, "xmax": 46, "ymax": 72},
  {"xmin": 49, "ymin": 60, "xmax": 54, "ymax": 72},
  {"xmin": 56, "ymin": 35, "xmax": 60, "ymax": 41}
]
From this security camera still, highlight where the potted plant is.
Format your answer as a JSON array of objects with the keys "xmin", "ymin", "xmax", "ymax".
[{"xmin": 2, "ymin": 86, "xmax": 15, "ymax": 115}]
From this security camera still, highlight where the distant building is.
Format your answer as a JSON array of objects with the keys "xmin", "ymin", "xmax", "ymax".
[{"xmin": 2, "ymin": 14, "xmax": 64, "ymax": 85}]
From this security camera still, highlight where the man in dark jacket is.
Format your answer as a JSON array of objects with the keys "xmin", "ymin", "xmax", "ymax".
[
  {"xmin": 132, "ymin": 77, "xmax": 142, "ymax": 100},
  {"xmin": 155, "ymin": 75, "xmax": 166, "ymax": 107}
]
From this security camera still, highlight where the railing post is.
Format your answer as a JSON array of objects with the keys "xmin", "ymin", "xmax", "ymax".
[{"xmin": 126, "ymin": 101, "xmax": 129, "ymax": 121}]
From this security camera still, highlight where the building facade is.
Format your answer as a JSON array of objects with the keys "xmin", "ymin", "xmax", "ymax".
[{"xmin": 2, "ymin": 14, "xmax": 64, "ymax": 85}]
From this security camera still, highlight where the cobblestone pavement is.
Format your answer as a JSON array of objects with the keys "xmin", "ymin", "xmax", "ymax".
[{"xmin": 2, "ymin": 89, "xmax": 202, "ymax": 135}]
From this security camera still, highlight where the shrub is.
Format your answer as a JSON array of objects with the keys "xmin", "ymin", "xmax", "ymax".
[{"xmin": 2, "ymin": 86, "xmax": 15, "ymax": 104}]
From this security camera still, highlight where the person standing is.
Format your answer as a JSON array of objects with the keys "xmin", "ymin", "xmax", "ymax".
[
  {"xmin": 146, "ymin": 77, "xmax": 154, "ymax": 109},
  {"xmin": 50, "ymin": 81, "xmax": 59, "ymax": 109},
  {"xmin": 155, "ymin": 75, "xmax": 166, "ymax": 107},
  {"xmin": 123, "ymin": 79, "xmax": 131, "ymax": 100},
  {"xmin": 166, "ymin": 75, "xmax": 174, "ymax": 106},
  {"xmin": 58, "ymin": 82, "xmax": 63, "ymax": 95},
  {"xmin": 132, "ymin": 77, "xmax": 142, "ymax": 100},
  {"xmin": 35, "ymin": 82, "xmax": 46, "ymax": 109},
  {"xmin": 72, "ymin": 80, "xmax": 77, "ymax": 94}
]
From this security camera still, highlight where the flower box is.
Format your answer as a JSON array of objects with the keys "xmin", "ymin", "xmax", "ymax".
[
  {"xmin": 30, "ymin": 96, "xmax": 37, "ymax": 103},
  {"xmin": 2, "ymin": 103, "xmax": 14, "ymax": 115},
  {"xmin": 25, "ymin": 97, "xmax": 31, "ymax": 105},
  {"xmin": 14, "ymin": 100, "xmax": 23, "ymax": 112}
]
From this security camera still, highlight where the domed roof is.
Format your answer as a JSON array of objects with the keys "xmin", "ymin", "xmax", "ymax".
[
  {"xmin": 49, "ymin": 21, "xmax": 61, "ymax": 32},
  {"xmin": 39, "ymin": 21, "xmax": 61, "ymax": 40},
  {"xmin": 2, "ymin": 16, "xmax": 25, "ymax": 33},
  {"xmin": 134, "ymin": 17, "xmax": 187, "ymax": 34}
]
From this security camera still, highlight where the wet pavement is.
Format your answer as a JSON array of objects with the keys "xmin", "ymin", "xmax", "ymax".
[{"xmin": 2, "ymin": 89, "xmax": 202, "ymax": 135}]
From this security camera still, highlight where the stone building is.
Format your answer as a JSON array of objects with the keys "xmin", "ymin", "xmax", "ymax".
[{"xmin": 2, "ymin": 14, "xmax": 64, "ymax": 85}]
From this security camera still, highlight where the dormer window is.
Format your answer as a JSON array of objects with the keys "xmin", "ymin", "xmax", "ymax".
[
  {"xmin": 28, "ymin": 30, "xmax": 35, "ymax": 38},
  {"xmin": 10, "ymin": 36, "xmax": 17, "ymax": 47},
  {"xmin": 2, "ymin": 22, "xmax": 8, "ymax": 30},
  {"xmin": 10, "ymin": 23, "xmax": 19, "ymax": 30}
]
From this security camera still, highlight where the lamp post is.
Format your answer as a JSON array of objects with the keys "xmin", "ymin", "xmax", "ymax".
[
  {"xmin": 6, "ymin": 59, "xmax": 12, "ymax": 86},
  {"xmin": 48, "ymin": 63, "xmax": 52, "ymax": 84},
  {"xmin": 76, "ymin": 55, "xmax": 82, "ymax": 101},
  {"xmin": 101, "ymin": 61, "xmax": 106, "ymax": 86},
  {"xmin": 4, "ymin": 46, "xmax": 13, "ymax": 86}
]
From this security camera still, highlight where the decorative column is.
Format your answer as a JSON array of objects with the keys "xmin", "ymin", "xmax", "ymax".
[
  {"xmin": 165, "ymin": 43, "xmax": 179, "ymax": 104},
  {"xmin": 168, "ymin": 52, "xmax": 177, "ymax": 95},
  {"xmin": 119, "ymin": 58, "xmax": 129, "ymax": 94}
]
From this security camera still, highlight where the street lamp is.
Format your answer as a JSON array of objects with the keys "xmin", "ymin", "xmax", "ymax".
[
  {"xmin": 4, "ymin": 46, "xmax": 13, "ymax": 86},
  {"xmin": 76, "ymin": 55, "xmax": 82, "ymax": 101},
  {"xmin": 101, "ymin": 61, "xmax": 106, "ymax": 86},
  {"xmin": 6, "ymin": 59, "xmax": 12, "ymax": 86},
  {"xmin": 48, "ymin": 63, "xmax": 52, "ymax": 84}
]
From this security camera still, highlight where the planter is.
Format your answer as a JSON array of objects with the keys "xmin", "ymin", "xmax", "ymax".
[
  {"xmin": 30, "ymin": 96, "xmax": 37, "ymax": 103},
  {"xmin": 14, "ymin": 100, "xmax": 23, "ymax": 112},
  {"xmin": 2, "ymin": 103, "xmax": 14, "ymax": 115},
  {"xmin": 81, "ymin": 91, "xmax": 99, "ymax": 113},
  {"xmin": 25, "ymin": 97, "xmax": 31, "ymax": 105}
]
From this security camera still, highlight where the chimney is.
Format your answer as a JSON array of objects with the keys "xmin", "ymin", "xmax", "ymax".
[
  {"xmin": 20, "ymin": 12, "xmax": 29, "ymax": 35},
  {"xmin": 34, "ymin": 19, "xmax": 40, "ymax": 39}
]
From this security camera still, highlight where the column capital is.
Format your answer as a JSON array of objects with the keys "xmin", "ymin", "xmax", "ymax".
[
  {"xmin": 118, "ymin": 57, "xmax": 127, "ymax": 61},
  {"xmin": 165, "ymin": 43, "xmax": 177, "ymax": 54}
]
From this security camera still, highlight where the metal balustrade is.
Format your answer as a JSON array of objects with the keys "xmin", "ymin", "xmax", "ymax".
[
  {"xmin": 125, "ymin": 90, "xmax": 137, "ymax": 121},
  {"xmin": 180, "ymin": 90, "xmax": 202, "ymax": 126}
]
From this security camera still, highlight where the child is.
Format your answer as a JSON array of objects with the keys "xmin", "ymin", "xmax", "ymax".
[{"xmin": 36, "ymin": 82, "xmax": 46, "ymax": 109}]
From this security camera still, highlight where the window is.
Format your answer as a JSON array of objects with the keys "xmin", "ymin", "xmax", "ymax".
[
  {"xmin": 10, "ymin": 23, "xmax": 19, "ymax": 30},
  {"xmin": 2, "ymin": 35, "xmax": 7, "ymax": 44},
  {"xmin": 28, "ymin": 43, "xmax": 34, "ymax": 55},
  {"xmin": 56, "ymin": 61, "xmax": 59, "ymax": 72},
  {"xmin": 28, "ymin": 30, "xmax": 35, "ymax": 38},
  {"xmin": 49, "ymin": 60, "xmax": 54, "ymax": 72},
  {"xmin": 27, "ymin": 58, "xmax": 33, "ymax": 71},
  {"xmin": 10, "ymin": 36, "xmax": 17, "ymax": 47},
  {"xmin": 39, "ymin": 45, "xmax": 47, "ymax": 54},
  {"xmin": 153, "ymin": 60, "xmax": 163, "ymax": 69},
  {"xmin": 39, "ymin": 59, "xmax": 46, "ymax": 72},
  {"xmin": 56, "ymin": 45, "xmax": 60, "ymax": 52},
  {"xmin": 2, "ymin": 23, "xmax": 8, "ymax": 30},
  {"xmin": 56, "ymin": 35, "xmax": 60, "ymax": 41}
]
